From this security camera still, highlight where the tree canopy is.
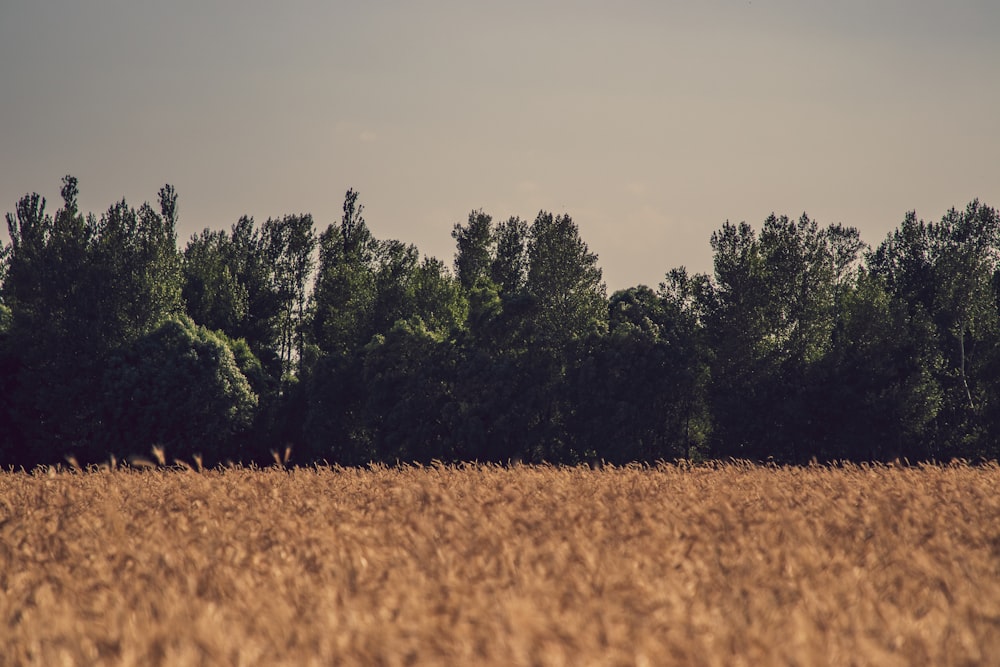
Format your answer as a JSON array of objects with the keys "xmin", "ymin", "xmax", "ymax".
[{"xmin": 2, "ymin": 177, "xmax": 999, "ymax": 466}]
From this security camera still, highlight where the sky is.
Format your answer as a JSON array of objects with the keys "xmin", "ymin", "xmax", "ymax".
[{"xmin": 2, "ymin": 0, "xmax": 998, "ymax": 291}]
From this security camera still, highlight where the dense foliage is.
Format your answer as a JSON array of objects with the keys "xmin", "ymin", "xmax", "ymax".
[{"xmin": 2, "ymin": 177, "xmax": 999, "ymax": 466}]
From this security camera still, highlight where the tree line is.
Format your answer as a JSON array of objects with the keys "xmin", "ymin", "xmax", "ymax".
[{"xmin": 2, "ymin": 176, "xmax": 999, "ymax": 467}]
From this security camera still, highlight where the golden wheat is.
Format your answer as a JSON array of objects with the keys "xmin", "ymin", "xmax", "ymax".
[{"xmin": 1, "ymin": 462, "xmax": 998, "ymax": 666}]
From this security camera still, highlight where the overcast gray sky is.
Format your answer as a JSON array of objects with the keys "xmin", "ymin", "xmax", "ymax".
[{"xmin": 2, "ymin": 1, "xmax": 998, "ymax": 290}]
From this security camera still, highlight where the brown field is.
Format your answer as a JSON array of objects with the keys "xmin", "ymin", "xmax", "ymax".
[{"xmin": 1, "ymin": 462, "xmax": 999, "ymax": 666}]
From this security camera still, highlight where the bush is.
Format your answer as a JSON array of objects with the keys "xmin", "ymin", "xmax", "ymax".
[{"xmin": 100, "ymin": 315, "xmax": 258, "ymax": 464}]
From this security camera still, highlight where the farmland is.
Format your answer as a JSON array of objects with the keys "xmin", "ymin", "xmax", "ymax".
[{"xmin": 2, "ymin": 463, "xmax": 999, "ymax": 665}]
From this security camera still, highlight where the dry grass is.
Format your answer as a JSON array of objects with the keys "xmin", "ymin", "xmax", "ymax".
[{"xmin": 1, "ymin": 462, "xmax": 999, "ymax": 666}]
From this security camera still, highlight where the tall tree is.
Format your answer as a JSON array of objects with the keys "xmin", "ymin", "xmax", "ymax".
[
  {"xmin": 927, "ymin": 202, "xmax": 999, "ymax": 411},
  {"xmin": 182, "ymin": 229, "xmax": 249, "ymax": 336},
  {"xmin": 568, "ymin": 276, "xmax": 710, "ymax": 463},
  {"xmin": 869, "ymin": 201, "xmax": 1000, "ymax": 457},
  {"xmin": 362, "ymin": 317, "xmax": 461, "ymax": 463},
  {"xmin": 303, "ymin": 190, "xmax": 385, "ymax": 464},
  {"xmin": 465, "ymin": 211, "xmax": 608, "ymax": 462},
  {"xmin": 410, "ymin": 256, "xmax": 468, "ymax": 336},
  {"xmin": 181, "ymin": 217, "xmax": 283, "ymax": 377},
  {"xmin": 310, "ymin": 189, "xmax": 378, "ymax": 357},
  {"xmin": 816, "ymin": 270, "xmax": 944, "ymax": 460},
  {"xmin": 705, "ymin": 214, "xmax": 864, "ymax": 461},
  {"xmin": 525, "ymin": 211, "xmax": 608, "ymax": 346},
  {"xmin": 758, "ymin": 215, "xmax": 863, "ymax": 364},
  {"xmin": 371, "ymin": 238, "xmax": 420, "ymax": 335},
  {"xmin": 2, "ymin": 177, "xmax": 183, "ymax": 463},
  {"xmin": 90, "ymin": 195, "xmax": 182, "ymax": 346},
  {"xmin": 491, "ymin": 216, "xmax": 529, "ymax": 297},
  {"xmin": 261, "ymin": 214, "xmax": 316, "ymax": 376},
  {"xmin": 452, "ymin": 210, "xmax": 495, "ymax": 290}
]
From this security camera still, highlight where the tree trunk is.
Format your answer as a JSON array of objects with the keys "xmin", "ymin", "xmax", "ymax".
[{"xmin": 959, "ymin": 324, "xmax": 974, "ymax": 409}]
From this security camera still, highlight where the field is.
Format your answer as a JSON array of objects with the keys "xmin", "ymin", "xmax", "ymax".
[{"xmin": 1, "ymin": 462, "xmax": 999, "ymax": 666}]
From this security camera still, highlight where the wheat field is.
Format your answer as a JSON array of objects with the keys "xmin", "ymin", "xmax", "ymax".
[{"xmin": 1, "ymin": 462, "xmax": 999, "ymax": 666}]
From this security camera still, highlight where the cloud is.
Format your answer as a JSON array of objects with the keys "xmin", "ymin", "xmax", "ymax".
[{"xmin": 358, "ymin": 130, "xmax": 378, "ymax": 143}]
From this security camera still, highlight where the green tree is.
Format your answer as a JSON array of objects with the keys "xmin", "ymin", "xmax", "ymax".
[
  {"xmin": 362, "ymin": 318, "xmax": 461, "ymax": 462},
  {"xmin": 229, "ymin": 215, "xmax": 285, "ymax": 371},
  {"xmin": 3, "ymin": 184, "xmax": 89, "ymax": 462},
  {"xmin": 567, "ymin": 277, "xmax": 710, "ymax": 464},
  {"xmin": 181, "ymin": 217, "xmax": 284, "ymax": 380},
  {"xmin": 182, "ymin": 229, "xmax": 249, "ymax": 336},
  {"xmin": 261, "ymin": 213, "xmax": 316, "ymax": 377},
  {"xmin": 410, "ymin": 256, "xmax": 468, "ymax": 336},
  {"xmin": 703, "ymin": 219, "xmax": 775, "ymax": 459},
  {"xmin": 451, "ymin": 210, "xmax": 608, "ymax": 463},
  {"xmin": 526, "ymin": 211, "xmax": 608, "ymax": 346},
  {"xmin": 452, "ymin": 210, "xmax": 495, "ymax": 290},
  {"xmin": 304, "ymin": 190, "xmax": 472, "ymax": 464},
  {"xmin": 371, "ymin": 239, "xmax": 420, "ymax": 335},
  {"xmin": 491, "ymin": 216, "xmax": 529, "ymax": 297},
  {"xmin": 816, "ymin": 271, "xmax": 944, "ymax": 460},
  {"xmin": 90, "ymin": 195, "xmax": 183, "ymax": 346},
  {"xmin": 310, "ymin": 189, "xmax": 378, "ymax": 357},
  {"xmin": 869, "ymin": 201, "xmax": 1000, "ymax": 458},
  {"xmin": 100, "ymin": 315, "xmax": 258, "ymax": 465},
  {"xmin": 2, "ymin": 177, "xmax": 183, "ymax": 463},
  {"xmin": 705, "ymin": 214, "xmax": 864, "ymax": 461},
  {"xmin": 927, "ymin": 202, "xmax": 999, "ymax": 414},
  {"xmin": 4, "ymin": 181, "xmax": 92, "ymax": 352},
  {"xmin": 758, "ymin": 215, "xmax": 863, "ymax": 364},
  {"xmin": 306, "ymin": 190, "xmax": 440, "ymax": 464}
]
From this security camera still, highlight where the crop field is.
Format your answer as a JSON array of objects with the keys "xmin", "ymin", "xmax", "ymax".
[{"xmin": 1, "ymin": 462, "xmax": 999, "ymax": 666}]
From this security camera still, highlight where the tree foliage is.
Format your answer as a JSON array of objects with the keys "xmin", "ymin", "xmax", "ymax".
[
  {"xmin": 2, "ymin": 178, "xmax": 999, "ymax": 466},
  {"xmin": 2, "ymin": 177, "xmax": 183, "ymax": 463},
  {"xmin": 100, "ymin": 315, "xmax": 258, "ymax": 464}
]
